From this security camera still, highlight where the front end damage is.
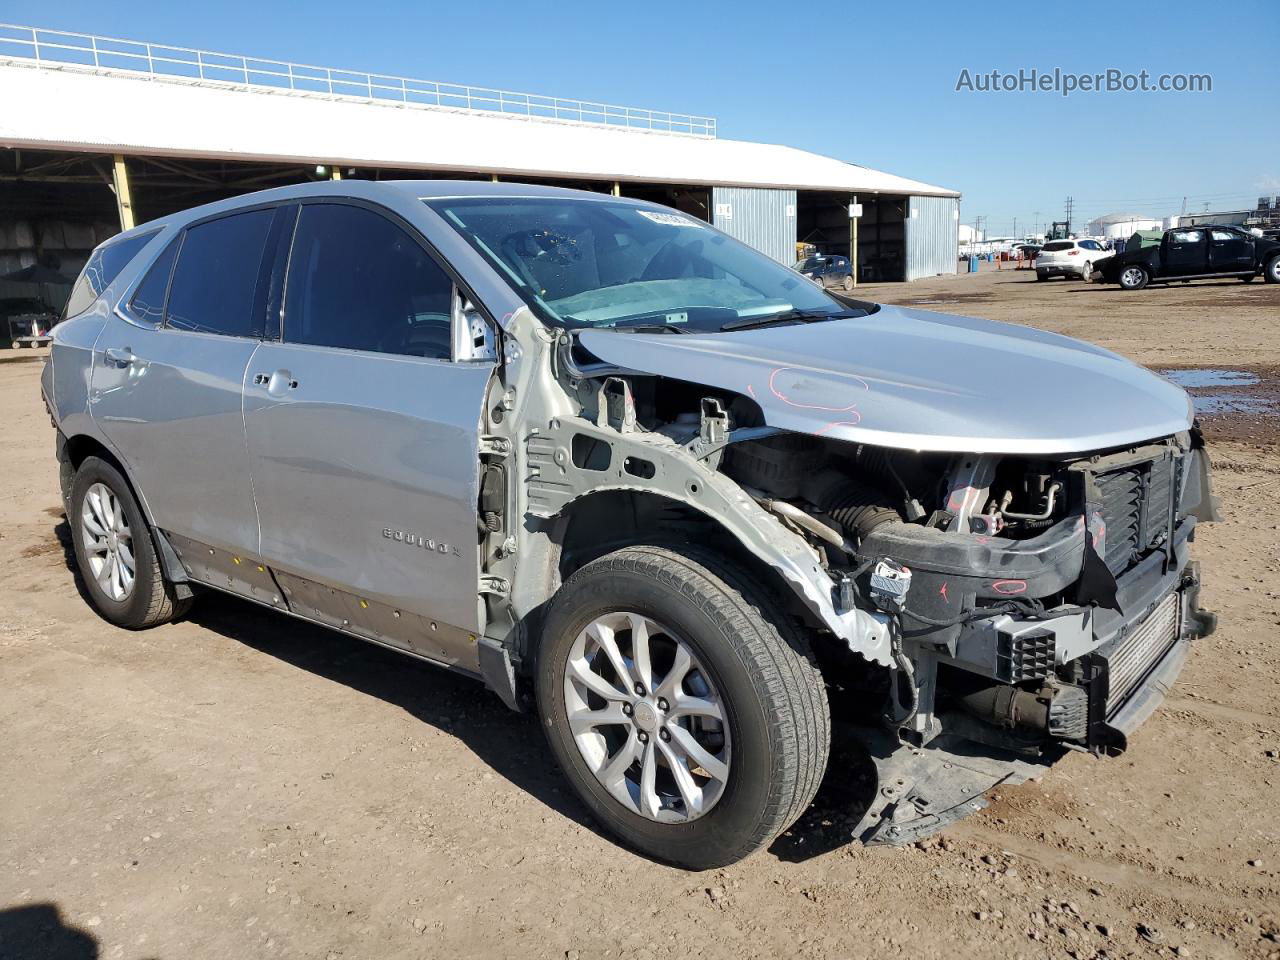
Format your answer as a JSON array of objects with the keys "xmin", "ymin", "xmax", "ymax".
[
  {"xmin": 487, "ymin": 307, "xmax": 1219, "ymax": 848},
  {"xmin": 711, "ymin": 424, "xmax": 1219, "ymax": 844}
]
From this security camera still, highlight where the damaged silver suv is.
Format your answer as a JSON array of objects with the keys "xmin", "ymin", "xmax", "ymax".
[{"xmin": 43, "ymin": 181, "xmax": 1217, "ymax": 869}]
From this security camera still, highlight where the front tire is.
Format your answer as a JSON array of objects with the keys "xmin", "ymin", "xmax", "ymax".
[
  {"xmin": 842, "ymin": 274, "xmax": 854, "ymax": 291},
  {"xmin": 1265, "ymin": 256, "xmax": 1280, "ymax": 284},
  {"xmin": 69, "ymin": 456, "xmax": 191, "ymax": 629},
  {"xmin": 1119, "ymin": 265, "xmax": 1149, "ymax": 290},
  {"xmin": 536, "ymin": 545, "xmax": 830, "ymax": 869}
]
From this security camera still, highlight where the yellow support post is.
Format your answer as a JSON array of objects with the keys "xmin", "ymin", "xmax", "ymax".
[
  {"xmin": 612, "ymin": 181, "xmax": 621, "ymax": 197},
  {"xmin": 491, "ymin": 174, "xmax": 499, "ymax": 183},
  {"xmin": 112, "ymin": 155, "xmax": 135, "ymax": 231},
  {"xmin": 331, "ymin": 166, "xmax": 342, "ymax": 180}
]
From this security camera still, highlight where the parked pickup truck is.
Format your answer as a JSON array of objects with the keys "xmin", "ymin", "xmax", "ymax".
[
  {"xmin": 43, "ymin": 181, "xmax": 1218, "ymax": 869},
  {"xmin": 1092, "ymin": 225, "xmax": 1280, "ymax": 289}
]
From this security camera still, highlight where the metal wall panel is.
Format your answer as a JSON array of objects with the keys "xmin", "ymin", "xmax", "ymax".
[
  {"xmin": 905, "ymin": 195, "xmax": 960, "ymax": 281},
  {"xmin": 711, "ymin": 187, "xmax": 797, "ymax": 264}
]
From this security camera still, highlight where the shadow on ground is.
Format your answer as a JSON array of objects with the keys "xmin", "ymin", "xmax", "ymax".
[
  {"xmin": 0, "ymin": 903, "xmax": 103, "ymax": 960},
  {"xmin": 51, "ymin": 515, "xmax": 875, "ymax": 866}
]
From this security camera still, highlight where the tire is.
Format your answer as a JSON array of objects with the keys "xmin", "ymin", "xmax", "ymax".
[
  {"xmin": 1239, "ymin": 274, "xmax": 1255, "ymax": 283},
  {"xmin": 1035, "ymin": 271, "xmax": 1047, "ymax": 281},
  {"xmin": 69, "ymin": 456, "xmax": 192, "ymax": 629},
  {"xmin": 1265, "ymin": 256, "xmax": 1280, "ymax": 284},
  {"xmin": 1118, "ymin": 265, "xmax": 1149, "ymax": 290},
  {"xmin": 841, "ymin": 274, "xmax": 854, "ymax": 292},
  {"xmin": 535, "ymin": 545, "xmax": 830, "ymax": 869},
  {"xmin": 1080, "ymin": 261, "xmax": 1091, "ymax": 281}
]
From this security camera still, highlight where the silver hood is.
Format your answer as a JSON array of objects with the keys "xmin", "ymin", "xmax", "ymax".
[{"xmin": 576, "ymin": 305, "xmax": 1193, "ymax": 455}]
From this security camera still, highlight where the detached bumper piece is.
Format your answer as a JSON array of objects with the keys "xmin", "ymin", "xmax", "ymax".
[{"xmin": 851, "ymin": 729, "xmax": 1049, "ymax": 846}]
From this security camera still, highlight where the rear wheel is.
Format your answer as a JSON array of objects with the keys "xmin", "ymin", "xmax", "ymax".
[
  {"xmin": 536, "ymin": 545, "xmax": 830, "ymax": 869},
  {"xmin": 1119, "ymin": 265, "xmax": 1149, "ymax": 290},
  {"xmin": 1265, "ymin": 256, "xmax": 1280, "ymax": 284},
  {"xmin": 1035, "ymin": 270, "xmax": 1047, "ymax": 281},
  {"xmin": 1239, "ymin": 274, "xmax": 1255, "ymax": 282},
  {"xmin": 69, "ymin": 457, "xmax": 191, "ymax": 629}
]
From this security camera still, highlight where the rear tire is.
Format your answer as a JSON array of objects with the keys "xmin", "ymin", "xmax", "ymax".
[
  {"xmin": 1035, "ymin": 271, "xmax": 1047, "ymax": 281},
  {"xmin": 1239, "ymin": 274, "xmax": 1255, "ymax": 282},
  {"xmin": 69, "ymin": 456, "xmax": 192, "ymax": 629},
  {"xmin": 536, "ymin": 545, "xmax": 830, "ymax": 869},
  {"xmin": 1119, "ymin": 265, "xmax": 1149, "ymax": 290}
]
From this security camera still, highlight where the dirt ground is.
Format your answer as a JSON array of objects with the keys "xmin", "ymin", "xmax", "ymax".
[{"xmin": 2, "ymin": 268, "xmax": 1279, "ymax": 960}]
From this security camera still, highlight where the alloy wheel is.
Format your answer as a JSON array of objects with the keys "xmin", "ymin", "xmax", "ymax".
[
  {"xmin": 81, "ymin": 481, "xmax": 136, "ymax": 602},
  {"xmin": 563, "ymin": 611, "xmax": 731, "ymax": 823}
]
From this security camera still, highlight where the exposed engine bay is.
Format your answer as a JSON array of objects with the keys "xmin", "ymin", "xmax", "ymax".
[{"xmin": 502, "ymin": 335, "xmax": 1219, "ymax": 843}]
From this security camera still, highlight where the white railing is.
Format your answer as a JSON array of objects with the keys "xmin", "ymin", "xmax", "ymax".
[{"xmin": 0, "ymin": 23, "xmax": 717, "ymax": 137}]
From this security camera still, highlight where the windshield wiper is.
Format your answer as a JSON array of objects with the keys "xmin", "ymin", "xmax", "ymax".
[
  {"xmin": 606, "ymin": 322, "xmax": 693, "ymax": 334},
  {"xmin": 720, "ymin": 308, "xmax": 862, "ymax": 332}
]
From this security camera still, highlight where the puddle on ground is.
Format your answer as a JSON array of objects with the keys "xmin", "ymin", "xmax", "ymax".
[
  {"xmin": 1159, "ymin": 369, "xmax": 1260, "ymax": 388},
  {"xmin": 1158, "ymin": 368, "xmax": 1278, "ymax": 423}
]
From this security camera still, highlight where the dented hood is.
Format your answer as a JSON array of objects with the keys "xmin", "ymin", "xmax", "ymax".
[{"xmin": 576, "ymin": 305, "xmax": 1193, "ymax": 455}]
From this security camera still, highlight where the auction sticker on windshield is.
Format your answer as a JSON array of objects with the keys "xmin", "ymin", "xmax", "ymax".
[{"xmin": 637, "ymin": 210, "xmax": 704, "ymax": 228}]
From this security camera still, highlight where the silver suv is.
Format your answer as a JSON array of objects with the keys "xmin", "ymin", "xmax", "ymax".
[{"xmin": 43, "ymin": 181, "xmax": 1217, "ymax": 869}]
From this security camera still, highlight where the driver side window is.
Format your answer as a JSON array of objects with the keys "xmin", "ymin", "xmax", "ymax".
[{"xmin": 283, "ymin": 203, "xmax": 454, "ymax": 360}]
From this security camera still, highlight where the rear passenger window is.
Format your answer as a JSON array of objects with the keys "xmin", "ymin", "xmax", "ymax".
[
  {"xmin": 129, "ymin": 238, "xmax": 180, "ymax": 325},
  {"xmin": 63, "ymin": 229, "xmax": 159, "ymax": 319},
  {"xmin": 283, "ymin": 204, "xmax": 453, "ymax": 360},
  {"xmin": 166, "ymin": 209, "xmax": 273, "ymax": 337}
]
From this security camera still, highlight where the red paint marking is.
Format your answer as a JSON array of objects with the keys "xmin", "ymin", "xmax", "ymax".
[
  {"xmin": 991, "ymin": 579, "xmax": 1027, "ymax": 595},
  {"xmin": 939, "ymin": 582, "xmax": 949, "ymax": 602},
  {"xmin": 746, "ymin": 383, "xmax": 757, "ymax": 399}
]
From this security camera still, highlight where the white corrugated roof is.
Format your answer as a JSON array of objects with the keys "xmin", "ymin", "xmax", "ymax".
[{"xmin": 0, "ymin": 63, "xmax": 960, "ymax": 197}]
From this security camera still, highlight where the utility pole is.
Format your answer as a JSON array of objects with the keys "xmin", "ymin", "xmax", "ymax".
[
  {"xmin": 1012, "ymin": 216, "xmax": 1017, "ymax": 239},
  {"xmin": 1064, "ymin": 196, "xmax": 1074, "ymax": 235},
  {"xmin": 1033, "ymin": 211, "xmax": 1040, "ymax": 237}
]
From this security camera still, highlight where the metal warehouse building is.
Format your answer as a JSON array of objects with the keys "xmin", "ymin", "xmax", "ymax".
[{"xmin": 0, "ymin": 25, "xmax": 961, "ymax": 303}]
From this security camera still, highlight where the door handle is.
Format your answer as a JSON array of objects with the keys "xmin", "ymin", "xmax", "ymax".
[
  {"xmin": 104, "ymin": 346, "xmax": 136, "ymax": 366},
  {"xmin": 253, "ymin": 371, "xmax": 299, "ymax": 391}
]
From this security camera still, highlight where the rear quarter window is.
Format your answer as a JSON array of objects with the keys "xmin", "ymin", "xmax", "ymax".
[
  {"xmin": 62, "ymin": 229, "xmax": 160, "ymax": 319},
  {"xmin": 1042, "ymin": 241, "xmax": 1073, "ymax": 252}
]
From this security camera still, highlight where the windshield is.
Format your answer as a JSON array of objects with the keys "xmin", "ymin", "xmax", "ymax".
[{"xmin": 426, "ymin": 197, "xmax": 855, "ymax": 332}]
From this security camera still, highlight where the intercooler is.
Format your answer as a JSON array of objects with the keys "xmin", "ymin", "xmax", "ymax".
[{"xmin": 1105, "ymin": 590, "xmax": 1181, "ymax": 713}]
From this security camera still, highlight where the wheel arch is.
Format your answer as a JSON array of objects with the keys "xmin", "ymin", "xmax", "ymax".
[
  {"xmin": 58, "ymin": 431, "xmax": 188, "ymax": 586},
  {"xmin": 513, "ymin": 484, "xmax": 888, "ymax": 672}
]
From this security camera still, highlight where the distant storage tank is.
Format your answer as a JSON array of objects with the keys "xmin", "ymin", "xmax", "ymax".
[{"xmin": 1085, "ymin": 212, "xmax": 1164, "ymax": 239}]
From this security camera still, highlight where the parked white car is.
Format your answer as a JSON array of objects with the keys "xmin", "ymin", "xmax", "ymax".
[{"xmin": 1036, "ymin": 239, "xmax": 1107, "ymax": 281}]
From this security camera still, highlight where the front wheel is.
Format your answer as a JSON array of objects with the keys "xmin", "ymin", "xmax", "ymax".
[
  {"xmin": 1265, "ymin": 256, "xmax": 1280, "ymax": 284},
  {"xmin": 69, "ymin": 456, "xmax": 191, "ymax": 629},
  {"xmin": 536, "ymin": 545, "xmax": 830, "ymax": 869},
  {"xmin": 1119, "ymin": 265, "xmax": 1149, "ymax": 290},
  {"xmin": 842, "ymin": 274, "xmax": 854, "ymax": 291}
]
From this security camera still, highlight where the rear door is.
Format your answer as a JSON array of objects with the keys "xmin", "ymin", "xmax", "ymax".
[
  {"xmin": 1208, "ymin": 228, "xmax": 1253, "ymax": 273},
  {"xmin": 1163, "ymin": 229, "xmax": 1208, "ymax": 276},
  {"xmin": 91, "ymin": 207, "xmax": 282, "ymax": 554},
  {"xmin": 242, "ymin": 199, "xmax": 494, "ymax": 666}
]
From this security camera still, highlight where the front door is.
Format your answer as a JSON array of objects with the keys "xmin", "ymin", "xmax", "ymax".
[
  {"xmin": 1164, "ymin": 229, "xmax": 1208, "ymax": 276},
  {"xmin": 243, "ymin": 200, "xmax": 494, "ymax": 667},
  {"xmin": 1208, "ymin": 228, "xmax": 1254, "ymax": 274},
  {"xmin": 91, "ymin": 208, "xmax": 280, "ymax": 554}
]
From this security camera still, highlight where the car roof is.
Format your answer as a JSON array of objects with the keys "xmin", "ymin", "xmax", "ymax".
[{"xmin": 121, "ymin": 179, "xmax": 662, "ymax": 239}]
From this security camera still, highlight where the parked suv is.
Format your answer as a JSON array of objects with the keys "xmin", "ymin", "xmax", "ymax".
[
  {"xmin": 1092, "ymin": 225, "xmax": 1280, "ymax": 290},
  {"xmin": 794, "ymin": 253, "xmax": 854, "ymax": 290},
  {"xmin": 1035, "ymin": 238, "xmax": 1107, "ymax": 280},
  {"xmin": 44, "ymin": 181, "xmax": 1217, "ymax": 869}
]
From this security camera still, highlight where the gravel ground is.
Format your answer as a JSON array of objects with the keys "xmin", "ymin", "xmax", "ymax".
[{"xmin": 2, "ymin": 269, "xmax": 1279, "ymax": 959}]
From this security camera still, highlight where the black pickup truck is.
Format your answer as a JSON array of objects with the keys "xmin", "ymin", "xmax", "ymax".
[{"xmin": 1093, "ymin": 225, "xmax": 1280, "ymax": 290}]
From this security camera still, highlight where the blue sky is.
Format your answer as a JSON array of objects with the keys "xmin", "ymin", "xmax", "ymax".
[{"xmin": 7, "ymin": 0, "xmax": 1278, "ymax": 236}]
